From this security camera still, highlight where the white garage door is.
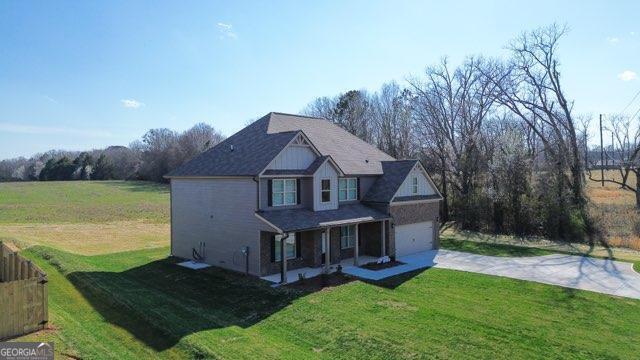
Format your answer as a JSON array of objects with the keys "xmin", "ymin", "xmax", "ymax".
[{"xmin": 395, "ymin": 221, "xmax": 433, "ymax": 257}]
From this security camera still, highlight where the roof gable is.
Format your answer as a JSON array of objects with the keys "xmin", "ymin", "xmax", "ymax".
[
  {"xmin": 362, "ymin": 160, "xmax": 419, "ymax": 203},
  {"xmin": 266, "ymin": 113, "xmax": 395, "ymax": 175}
]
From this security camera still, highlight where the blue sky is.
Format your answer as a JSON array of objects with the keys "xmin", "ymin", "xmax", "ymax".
[{"xmin": 1, "ymin": 0, "xmax": 638, "ymax": 159}]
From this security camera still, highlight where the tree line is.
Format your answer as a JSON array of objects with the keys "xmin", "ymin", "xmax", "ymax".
[
  {"xmin": 0, "ymin": 123, "xmax": 225, "ymax": 183},
  {"xmin": 304, "ymin": 24, "xmax": 602, "ymax": 242}
]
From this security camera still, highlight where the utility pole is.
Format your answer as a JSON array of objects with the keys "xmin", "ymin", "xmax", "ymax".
[{"xmin": 600, "ymin": 114, "xmax": 604, "ymax": 187}]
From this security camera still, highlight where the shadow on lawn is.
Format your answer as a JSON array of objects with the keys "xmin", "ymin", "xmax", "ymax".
[
  {"xmin": 67, "ymin": 257, "xmax": 309, "ymax": 351},
  {"xmin": 67, "ymin": 256, "xmax": 428, "ymax": 351}
]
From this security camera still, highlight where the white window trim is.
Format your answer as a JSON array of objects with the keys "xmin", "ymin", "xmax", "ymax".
[
  {"xmin": 274, "ymin": 233, "xmax": 296, "ymax": 261},
  {"xmin": 339, "ymin": 177, "xmax": 358, "ymax": 201},
  {"xmin": 340, "ymin": 225, "xmax": 356, "ymax": 249},
  {"xmin": 411, "ymin": 176, "xmax": 418, "ymax": 194},
  {"xmin": 320, "ymin": 178, "xmax": 331, "ymax": 203},
  {"xmin": 272, "ymin": 179, "xmax": 297, "ymax": 207}
]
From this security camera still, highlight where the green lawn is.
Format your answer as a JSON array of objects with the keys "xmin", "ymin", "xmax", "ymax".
[
  {"xmin": 15, "ymin": 245, "xmax": 640, "ymax": 359},
  {"xmin": 0, "ymin": 181, "xmax": 169, "ymax": 224},
  {"xmin": 440, "ymin": 237, "xmax": 555, "ymax": 257}
]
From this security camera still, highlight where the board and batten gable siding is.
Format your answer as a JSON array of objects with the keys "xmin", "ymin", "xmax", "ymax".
[
  {"xmin": 171, "ymin": 178, "xmax": 269, "ymax": 276},
  {"xmin": 267, "ymin": 144, "xmax": 317, "ymax": 170},
  {"xmin": 394, "ymin": 166, "xmax": 436, "ymax": 198},
  {"xmin": 313, "ymin": 161, "xmax": 338, "ymax": 211}
]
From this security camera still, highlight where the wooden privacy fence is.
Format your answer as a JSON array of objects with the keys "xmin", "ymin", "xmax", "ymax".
[{"xmin": 0, "ymin": 242, "xmax": 48, "ymax": 340}]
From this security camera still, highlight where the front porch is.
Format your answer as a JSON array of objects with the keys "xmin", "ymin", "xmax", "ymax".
[{"xmin": 260, "ymin": 254, "xmax": 378, "ymax": 284}]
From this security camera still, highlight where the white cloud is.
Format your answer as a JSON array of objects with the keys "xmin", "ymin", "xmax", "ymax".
[
  {"xmin": 618, "ymin": 70, "xmax": 637, "ymax": 82},
  {"xmin": 217, "ymin": 22, "xmax": 237, "ymax": 40},
  {"xmin": 121, "ymin": 99, "xmax": 144, "ymax": 108},
  {"xmin": 43, "ymin": 95, "xmax": 58, "ymax": 104},
  {"xmin": 606, "ymin": 36, "xmax": 620, "ymax": 44},
  {"xmin": 0, "ymin": 122, "xmax": 112, "ymax": 137}
]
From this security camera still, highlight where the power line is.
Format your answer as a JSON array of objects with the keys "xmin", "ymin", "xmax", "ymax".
[
  {"xmin": 629, "ymin": 104, "xmax": 640, "ymax": 122},
  {"xmin": 620, "ymin": 88, "xmax": 640, "ymax": 115}
]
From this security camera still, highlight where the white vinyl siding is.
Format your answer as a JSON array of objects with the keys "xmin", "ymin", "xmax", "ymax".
[
  {"xmin": 267, "ymin": 142, "xmax": 317, "ymax": 170},
  {"xmin": 340, "ymin": 225, "xmax": 356, "ymax": 249},
  {"xmin": 313, "ymin": 161, "xmax": 338, "ymax": 211},
  {"xmin": 274, "ymin": 233, "xmax": 296, "ymax": 261},
  {"xmin": 273, "ymin": 179, "xmax": 296, "ymax": 206},
  {"xmin": 339, "ymin": 178, "xmax": 358, "ymax": 201},
  {"xmin": 395, "ymin": 166, "xmax": 436, "ymax": 198}
]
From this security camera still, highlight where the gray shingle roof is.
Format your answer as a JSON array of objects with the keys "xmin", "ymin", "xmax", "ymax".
[
  {"xmin": 393, "ymin": 194, "xmax": 442, "ymax": 202},
  {"xmin": 166, "ymin": 112, "xmax": 395, "ymax": 177},
  {"xmin": 166, "ymin": 114, "xmax": 298, "ymax": 177},
  {"xmin": 256, "ymin": 203, "xmax": 390, "ymax": 232},
  {"xmin": 362, "ymin": 160, "xmax": 418, "ymax": 203}
]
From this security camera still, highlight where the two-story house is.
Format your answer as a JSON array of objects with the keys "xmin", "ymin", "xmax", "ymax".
[{"xmin": 165, "ymin": 112, "xmax": 442, "ymax": 283}]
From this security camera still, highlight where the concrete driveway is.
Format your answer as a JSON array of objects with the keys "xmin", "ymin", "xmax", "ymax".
[{"xmin": 421, "ymin": 250, "xmax": 640, "ymax": 300}]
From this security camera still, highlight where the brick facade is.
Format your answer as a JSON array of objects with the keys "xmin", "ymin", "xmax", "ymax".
[{"xmin": 389, "ymin": 201, "xmax": 440, "ymax": 251}]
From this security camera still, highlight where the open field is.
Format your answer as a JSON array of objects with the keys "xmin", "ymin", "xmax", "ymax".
[
  {"xmin": 0, "ymin": 181, "xmax": 170, "ymax": 254},
  {"xmin": 14, "ymin": 244, "xmax": 640, "ymax": 359},
  {"xmin": 3, "ymin": 180, "xmax": 640, "ymax": 358},
  {"xmin": 587, "ymin": 170, "xmax": 640, "ymax": 250},
  {"xmin": 0, "ymin": 181, "xmax": 169, "ymax": 224}
]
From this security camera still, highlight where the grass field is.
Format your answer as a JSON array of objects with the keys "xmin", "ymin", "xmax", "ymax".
[
  {"xmin": 15, "ymin": 244, "xmax": 640, "ymax": 359},
  {"xmin": 587, "ymin": 170, "xmax": 640, "ymax": 250},
  {"xmin": 3, "ymin": 180, "xmax": 640, "ymax": 359},
  {"xmin": 0, "ymin": 181, "xmax": 169, "ymax": 254}
]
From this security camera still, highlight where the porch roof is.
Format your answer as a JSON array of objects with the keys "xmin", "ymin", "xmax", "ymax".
[{"xmin": 255, "ymin": 203, "xmax": 390, "ymax": 233}]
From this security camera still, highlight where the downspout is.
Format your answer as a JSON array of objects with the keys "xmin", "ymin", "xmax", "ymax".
[{"xmin": 253, "ymin": 176, "xmax": 260, "ymax": 210}]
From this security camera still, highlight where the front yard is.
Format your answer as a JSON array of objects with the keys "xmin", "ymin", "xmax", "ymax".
[{"xmin": 16, "ymin": 245, "xmax": 640, "ymax": 359}]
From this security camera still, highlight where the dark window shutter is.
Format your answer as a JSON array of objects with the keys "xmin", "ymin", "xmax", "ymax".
[
  {"xmin": 268, "ymin": 179, "xmax": 273, "ymax": 207},
  {"xmin": 296, "ymin": 232, "xmax": 302, "ymax": 258},
  {"xmin": 357, "ymin": 177, "xmax": 361, "ymax": 199},
  {"xmin": 270, "ymin": 235, "xmax": 276, "ymax": 262},
  {"xmin": 296, "ymin": 178, "xmax": 301, "ymax": 205}
]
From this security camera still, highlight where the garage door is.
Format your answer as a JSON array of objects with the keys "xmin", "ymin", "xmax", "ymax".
[{"xmin": 395, "ymin": 221, "xmax": 433, "ymax": 257}]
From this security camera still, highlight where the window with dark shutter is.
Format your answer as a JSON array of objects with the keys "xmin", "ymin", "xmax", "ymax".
[
  {"xmin": 357, "ymin": 177, "xmax": 361, "ymax": 199},
  {"xmin": 296, "ymin": 233, "xmax": 301, "ymax": 258},
  {"xmin": 267, "ymin": 179, "xmax": 273, "ymax": 207},
  {"xmin": 296, "ymin": 179, "xmax": 301, "ymax": 205}
]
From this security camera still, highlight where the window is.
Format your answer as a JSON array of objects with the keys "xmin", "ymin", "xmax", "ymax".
[
  {"xmin": 339, "ymin": 178, "xmax": 358, "ymax": 201},
  {"xmin": 272, "ymin": 179, "xmax": 296, "ymax": 206},
  {"xmin": 321, "ymin": 179, "xmax": 331, "ymax": 203},
  {"xmin": 274, "ymin": 233, "xmax": 296, "ymax": 261},
  {"xmin": 340, "ymin": 225, "xmax": 356, "ymax": 249},
  {"xmin": 411, "ymin": 176, "xmax": 418, "ymax": 194}
]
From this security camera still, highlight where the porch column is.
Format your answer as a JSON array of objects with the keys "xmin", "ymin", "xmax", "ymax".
[
  {"xmin": 381, "ymin": 220, "xmax": 386, "ymax": 257},
  {"xmin": 280, "ymin": 233, "xmax": 287, "ymax": 285},
  {"xmin": 354, "ymin": 224, "xmax": 359, "ymax": 266},
  {"xmin": 324, "ymin": 228, "xmax": 331, "ymax": 272}
]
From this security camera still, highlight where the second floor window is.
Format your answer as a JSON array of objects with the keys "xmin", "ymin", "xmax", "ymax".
[
  {"xmin": 321, "ymin": 179, "xmax": 331, "ymax": 203},
  {"xmin": 273, "ymin": 179, "xmax": 296, "ymax": 206},
  {"xmin": 412, "ymin": 176, "xmax": 418, "ymax": 194},
  {"xmin": 339, "ymin": 178, "xmax": 357, "ymax": 201}
]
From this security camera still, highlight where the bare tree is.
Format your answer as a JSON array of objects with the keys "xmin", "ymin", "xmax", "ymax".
[
  {"xmin": 587, "ymin": 114, "xmax": 640, "ymax": 207},
  {"xmin": 370, "ymin": 82, "xmax": 414, "ymax": 159},
  {"xmin": 483, "ymin": 24, "xmax": 586, "ymax": 208},
  {"xmin": 410, "ymin": 56, "xmax": 497, "ymax": 226}
]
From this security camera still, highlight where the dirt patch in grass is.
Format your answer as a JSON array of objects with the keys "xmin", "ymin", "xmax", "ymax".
[
  {"xmin": 361, "ymin": 260, "xmax": 406, "ymax": 270},
  {"xmin": 0, "ymin": 221, "xmax": 169, "ymax": 255}
]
